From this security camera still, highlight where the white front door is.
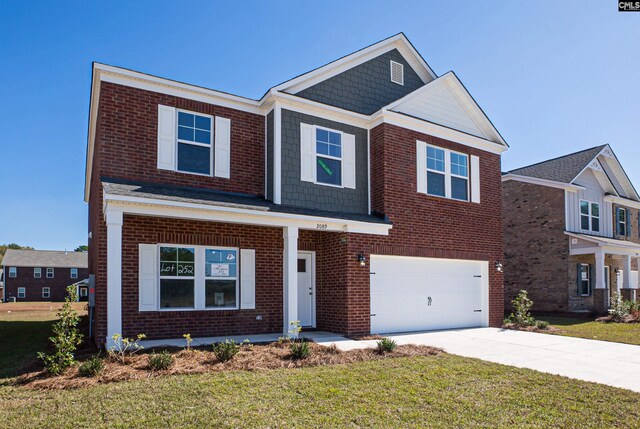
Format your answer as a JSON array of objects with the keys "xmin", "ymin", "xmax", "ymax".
[{"xmin": 297, "ymin": 252, "xmax": 315, "ymax": 327}]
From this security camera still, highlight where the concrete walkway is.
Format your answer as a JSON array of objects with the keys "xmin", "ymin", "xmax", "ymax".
[{"xmin": 385, "ymin": 328, "xmax": 640, "ymax": 393}]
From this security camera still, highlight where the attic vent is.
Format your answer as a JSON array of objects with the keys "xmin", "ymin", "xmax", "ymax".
[{"xmin": 390, "ymin": 61, "xmax": 404, "ymax": 85}]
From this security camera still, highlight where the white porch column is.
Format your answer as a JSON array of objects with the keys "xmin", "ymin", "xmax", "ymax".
[
  {"xmin": 594, "ymin": 251, "xmax": 606, "ymax": 290},
  {"xmin": 106, "ymin": 209, "xmax": 123, "ymax": 348},
  {"xmin": 622, "ymin": 255, "xmax": 632, "ymax": 289},
  {"xmin": 282, "ymin": 226, "xmax": 298, "ymax": 335}
]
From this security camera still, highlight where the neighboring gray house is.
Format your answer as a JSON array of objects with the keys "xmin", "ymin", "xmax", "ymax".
[{"xmin": 503, "ymin": 145, "xmax": 640, "ymax": 314}]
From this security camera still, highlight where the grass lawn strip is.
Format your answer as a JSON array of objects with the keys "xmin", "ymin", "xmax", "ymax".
[{"xmin": 538, "ymin": 315, "xmax": 640, "ymax": 346}]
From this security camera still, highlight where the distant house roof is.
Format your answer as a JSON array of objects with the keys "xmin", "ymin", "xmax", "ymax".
[
  {"xmin": 506, "ymin": 145, "xmax": 607, "ymax": 183},
  {"xmin": 2, "ymin": 249, "xmax": 88, "ymax": 268}
]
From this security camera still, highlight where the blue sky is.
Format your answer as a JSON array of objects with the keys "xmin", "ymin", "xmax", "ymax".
[{"xmin": 0, "ymin": 1, "xmax": 638, "ymax": 250}]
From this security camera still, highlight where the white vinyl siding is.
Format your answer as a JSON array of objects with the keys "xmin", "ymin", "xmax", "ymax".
[{"xmin": 566, "ymin": 169, "xmax": 612, "ymax": 237}]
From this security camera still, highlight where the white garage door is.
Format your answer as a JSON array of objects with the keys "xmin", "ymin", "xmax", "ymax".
[{"xmin": 370, "ymin": 255, "xmax": 488, "ymax": 334}]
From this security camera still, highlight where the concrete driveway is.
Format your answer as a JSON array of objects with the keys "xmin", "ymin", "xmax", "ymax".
[{"xmin": 312, "ymin": 328, "xmax": 640, "ymax": 393}]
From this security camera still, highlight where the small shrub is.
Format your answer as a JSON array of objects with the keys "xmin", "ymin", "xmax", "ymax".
[
  {"xmin": 38, "ymin": 285, "xmax": 83, "ymax": 375},
  {"xmin": 148, "ymin": 351, "xmax": 174, "ymax": 371},
  {"xmin": 535, "ymin": 320, "xmax": 550, "ymax": 330},
  {"xmin": 376, "ymin": 337, "xmax": 397, "ymax": 354},
  {"xmin": 608, "ymin": 292, "xmax": 629, "ymax": 322},
  {"xmin": 505, "ymin": 290, "xmax": 536, "ymax": 327},
  {"xmin": 183, "ymin": 333, "xmax": 193, "ymax": 351},
  {"xmin": 212, "ymin": 339, "xmax": 240, "ymax": 362},
  {"xmin": 109, "ymin": 333, "xmax": 146, "ymax": 364},
  {"xmin": 78, "ymin": 355, "xmax": 104, "ymax": 377},
  {"xmin": 290, "ymin": 340, "xmax": 311, "ymax": 360}
]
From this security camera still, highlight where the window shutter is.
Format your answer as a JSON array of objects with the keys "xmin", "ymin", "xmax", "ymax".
[
  {"xmin": 576, "ymin": 264, "xmax": 581, "ymax": 295},
  {"xmin": 471, "ymin": 155, "xmax": 481, "ymax": 204},
  {"xmin": 214, "ymin": 116, "xmax": 231, "ymax": 178},
  {"xmin": 589, "ymin": 264, "xmax": 594, "ymax": 295},
  {"xmin": 626, "ymin": 210, "xmax": 631, "ymax": 237},
  {"xmin": 300, "ymin": 123, "xmax": 314, "ymax": 182},
  {"xmin": 240, "ymin": 249, "xmax": 256, "ymax": 310},
  {"xmin": 157, "ymin": 105, "xmax": 176, "ymax": 170},
  {"xmin": 615, "ymin": 208, "xmax": 621, "ymax": 235},
  {"xmin": 342, "ymin": 133, "xmax": 356, "ymax": 189},
  {"xmin": 416, "ymin": 140, "xmax": 427, "ymax": 193},
  {"xmin": 139, "ymin": 244, "xmax": 158, "ymax": 312}
]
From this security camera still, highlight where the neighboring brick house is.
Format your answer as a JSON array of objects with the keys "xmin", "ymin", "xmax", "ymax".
[
  {"xmin": 86, "ymin": 33, "xmax": 509, "ymax": 347},
  {"xmin": 503, "ymin": 145, "xmax": 640, "ymax": 314},
  {"xmin": 2, "ymin": 250, "xmax": 89, "ymax": 302}
]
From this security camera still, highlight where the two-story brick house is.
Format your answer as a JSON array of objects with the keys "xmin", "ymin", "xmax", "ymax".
[
  {"xmin": 86, "ymin": 33, "xmax": 508, "ymax": 347},
  {"xmin": 503, "ymin": 145, "xmax": 640, "ymax": 314},
  {"xmin": 2, "ymin": 249, "xmax": 89, "ymax": 302}
]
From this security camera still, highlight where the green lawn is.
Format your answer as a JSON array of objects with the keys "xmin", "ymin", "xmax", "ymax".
[
  {"xmin": 538, "ymin": 315, "xmax": 640, "ymax": 346},
  {"xmin": 0, "ymin": 302, "xmax": 87, "ymax": 379},
  {"xmin": 2, "ymin": 304, "xmax": 640, "ymax": 428}
]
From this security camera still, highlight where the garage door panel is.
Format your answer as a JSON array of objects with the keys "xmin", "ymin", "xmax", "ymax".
[{"xmin": 370, "ymin": 255, "xmax": 487, "ymax": 334}]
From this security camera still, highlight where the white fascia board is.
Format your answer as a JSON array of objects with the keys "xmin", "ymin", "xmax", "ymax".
[
  {"xmin": 604, "ymin": 195, "xmax": 640, "ymax": 210},
  {"xmin": 273, "ymin": 35, "xmax": 436, "ymax": 95},
  {"xmin": 103, "ymin": 194, "xmax": 391, "ymax": 236},
  {"xmin": 269, "ymin": 92, "xmax": 370, "ymax": 128},
  {"xmin": 565, "ymin": 231, "xmax": 640, "ymax": 256},
  {"xmin": 502, "ymin": 174, "xmax": 583, "ymax": 192},
  {"xmin": 95, "ymin": 65, "xmax": 262, "ymax": 114},
  {"xmin": 84, "ymin": 67, "xmax": 101, "ymax": 202},
  {"xmin": 372, "ymin": 110, "xmax": 508, "ymax": 155}
]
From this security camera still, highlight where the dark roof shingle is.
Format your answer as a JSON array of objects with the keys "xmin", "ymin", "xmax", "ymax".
[{"xmin": 507, "ymin": 145, "xmax": 606, "ymax": 183}]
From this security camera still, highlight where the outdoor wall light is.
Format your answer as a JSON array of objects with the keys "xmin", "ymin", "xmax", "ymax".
[
  {"xmin": 358, "ymin": 253, "xmax": 367, "ymax": 267},
  {"xmin": 495, "ymin": 261, "xmax": 504, "ymax": 273},
  {"xmin": 615, "ymin": 268, "xmax": 620, "ymax": 275}
]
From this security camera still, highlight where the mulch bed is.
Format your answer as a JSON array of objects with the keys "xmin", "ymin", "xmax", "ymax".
[
  {"xmin": 501, "ymin": 323, "xmax": 561, "ymax": 333},
  {"xmin": 15, "ymin": 342, "xmax": 441, "ymax": 390},
  {"xmin": 595, "ymin": 315, "xmax": 640, "ymax": 323}
]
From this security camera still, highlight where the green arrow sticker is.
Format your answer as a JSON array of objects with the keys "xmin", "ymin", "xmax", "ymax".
[{"xmin": 318, "ymin": 158, "xmax": 333, "ymax": 176}]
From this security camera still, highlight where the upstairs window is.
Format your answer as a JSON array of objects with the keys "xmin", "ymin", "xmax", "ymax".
[
  {"xmin": 34, "ymin": 267, "xmax": 41, "ymax": 279},
  {"xmin": 315, "ymin": 128, "xmax": 342, "ymax": 187},
  {"xmin": 46, "ymin": 267, "xmax": 54, "ymax": 278},
  {"xmin": 617, "ymin": 208, "xmax": 627, "ymax": 236},
  {"xmin": 177, "ymin": 111, "xmax": 212, "ymax": 175},
  {"xmin": 70, "ymin": 268, "xmax": 78, "ymax": 279},
  {"xmin": 9, "ymin": 267, "xmax": 16, "ymax": 278},
  {"xmin": 580, "ymin": 200, "xmax": 600, "ymax": 233},
  {"xmin": 425, "ymin": 145, "xmax": 469, "ymax": 202}
]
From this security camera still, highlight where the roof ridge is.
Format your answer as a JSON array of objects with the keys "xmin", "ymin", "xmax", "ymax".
[{"xmin": 508, "ymin": 144, "xmax": 607, "ymax": 173}]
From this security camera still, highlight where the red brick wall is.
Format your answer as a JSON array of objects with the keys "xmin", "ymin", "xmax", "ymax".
[
  {"xmin": 96, "ymin": 82, "xmax": 265, "ymax": 195},
  {"xmin": 93, "ymin": 215, "xmax": 284, "ymax": 341},
  {"xmin": 3, "ymin": 266, "xmax": 89, "ymax": 302},
  {"xmin": 367, "ymin": 123, "xmax": 505, "ymax": 329},
  {"xmin": 502, "ymin": 180, "xmax": 569, "ymax": 313}
]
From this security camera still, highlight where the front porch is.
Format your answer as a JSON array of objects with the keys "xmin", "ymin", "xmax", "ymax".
[
  {"xmin": 100, "ymin": 180, "xmax": 391, "ymax": 347},
  {"xmin": 566, "ymin": 232, "xmax": 640, "ymax": 314}
]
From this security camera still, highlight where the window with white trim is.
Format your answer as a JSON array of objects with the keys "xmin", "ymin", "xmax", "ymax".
[
  {"xmin": 70, "ymin": 268, "xmax": 78, "ymax": 279},
  {"xmin": 617, "ymin": 208, "xmax": 627, "ymax": 236},
  {"xmin": 46, "ymin": 267, "xmax": 54, "ymax": 278},
  {"xmin": 157, "ymin": 245, "xmax": 240, "ymax": 310},
  {"xmin": 159, "ymin": 246, "xmax": 195, "ymax": 309},
  {"xmin": 578, "ymin": 264, "xmax": 591, "ymax": 296},
  {"xmin": 315, "ymin": 127, "xmax": 342, "ymax": 186},
  {"xmin": 34, "ymin": 267, "xmax": 41, "ymax": 279},
  {"xmin": 580, "ymin": 200, "xmax": 600, "ymax": 232},
  {"xmin": 9, "ymin": 267, "xmax": 16, "ymax": 278},
  {"xmin": 17, "ymin": 287, "xmax": 25, "ymax": 299},
  {"xmin": 425, "ymin": 145, "xmax": 469, "ymax": 201},
  {"xmin": 205, "ymin": 249, "xmax": 238, "ymax": 308},
  {"xmin": 177, "ymin": 110, "xmax": 213, "ymax": 175},
  {"xmin": 42, "ymin": 287, "xmax": 50, "ymax": 299}
]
